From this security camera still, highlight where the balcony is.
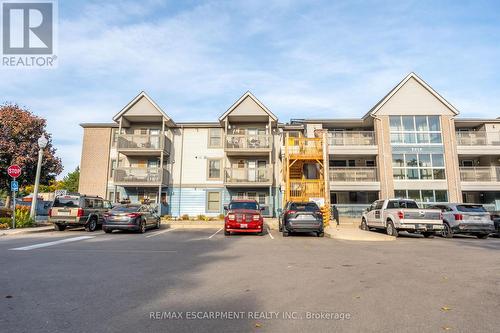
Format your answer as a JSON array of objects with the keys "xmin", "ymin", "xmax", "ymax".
[
  {"xmin": 459, "ymin": 166, "xmax": 500, "ymax": 191},
  {"xmin": 224, "ymin": 167, "xmax": 273, "ymax": 187},
  {"xmin": 113, "ymin": 167, "xmax": 169, "ymax": 186},
  {"xmin": 329, "ymin": 167, "xmax": 380, "ymax": 191},
  {"xmin": 456, "ymin": 131, "xmax": 500, "ymax": 155},
  {"xmin": 116, "ymin": 134, "xmax": 169, "ymax": 156},
  {"xmin": 286, "ymin": 137, "xmax": 323, "ymax": 160},
  {"xmin": 327, "ymin": 131, "xmax": 377, "ymax": 155},
  {"xmin": 224, "ymin": 134, "xmax": 272, "ymax": 156},
  {"xmin": 289, "ymin": 180, "xmax": 325, "ymax": 202}
]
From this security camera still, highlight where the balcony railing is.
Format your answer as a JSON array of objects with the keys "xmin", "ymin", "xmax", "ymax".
[
  {"xmin": 289, "ymin": 180, "xmax": 325, "ymax": 199},
  {"xmin": 286, "ymin": 137, "xmax": 323, "ymax": 158},
  {"xmin": 456, "ymin": 131, "xmax": 500, "ymax": 146},
  {"xmin": 224, "ymin": 167, "xmax": 272, "ymax": 184},
  {"xmin": 117, "ymin": 134, "xmax": 168, "ymax": 151},
  {"xmin": 328, "ymin": 131, "xmax": 376, "ymax": 146},
  {"xmin": 225, "ymin": 134, "xmax": 271, "ymax": 150},
  {"xmin": 113, "ymin": 167, "xmax": 169, "ymax": 185},
  {"xmin": 459, "ymin": 167, "xmax": 500, "ymax": 182},
  {"xmin": 329, "ymin": 167, "xmax": 378, "ymax": 182}
]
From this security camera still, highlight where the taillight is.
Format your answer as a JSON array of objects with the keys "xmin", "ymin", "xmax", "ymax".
[
  {"xmin": 454, "ymin": 213, "xmax": 463, "ymax": 221},
  {"xmin": 48, "ymin": 208, "xmax": 52, "ymax": 217},
  {"xmin": 253, "ymin": 214, "xmax": 260, "ymax": 221},
  {"xmin": 398, "ymin": 211, "xmax": 404, "ymax": 219},
  {"xmin": 286, "ymin": 210, "xmax": 297, "ymax": 216},
  {"xmin": 227, "ymin": 214, "xmax": 236, "ymax": 221},
  {"xmin": 127, "ymin": 213, "xmax": 140, "ymax": 218},
  {"xmin": 77, "ymin": 208, "xmax": 84, "ymax": 217}
]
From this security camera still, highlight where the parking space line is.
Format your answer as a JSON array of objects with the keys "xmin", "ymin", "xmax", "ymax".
[
  {"xmin": 9, "ymin": 236, "xmax": 95, "ymax": 251},
  {"xmin": 208, "ymin": 227, "xmax": 223, "ymax": 239},
  {"xmin": 145, "ymin": 228, "xmax": 177, "ymax": 238},
  {"xmin": 267, "ymin": 228, "xmax": 274, "ymax": 239}
]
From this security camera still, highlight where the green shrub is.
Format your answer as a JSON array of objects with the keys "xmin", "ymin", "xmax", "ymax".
[
  {"xmin": 197, "ymin": 215, "xmax": 209, "ymax": 221},
  {"xmin": 14, "ymin": 206, "xmax": 35, "ymax": 228},
  {"xmin": 181, "ymin": 214, "xmax": 189, "ymax": 221},
  {"xmin": 218, "ymin": 214, "xmax": 225, "ymax": 220},
  {"xmin": 163, "ymin": 215, "xmax": 172, "ymax": 220}
]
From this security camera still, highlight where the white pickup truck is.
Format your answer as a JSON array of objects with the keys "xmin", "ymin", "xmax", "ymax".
[{"xmin": 361, "ymin": 199, "xmax": 443, "ymax": 237}]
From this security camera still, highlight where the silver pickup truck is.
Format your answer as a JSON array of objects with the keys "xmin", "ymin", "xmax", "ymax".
[{"xmin": 361, "ymin": 199, "xmax": 443, "ymax": 237}]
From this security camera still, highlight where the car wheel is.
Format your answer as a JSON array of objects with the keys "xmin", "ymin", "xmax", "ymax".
[
  {"xmin": 476, "ymin": 233, "xmax": 489, "ymax": 239},
  {"xmin": 224, "ymin": 230, "xmax": 230, "ymax": 236},
  {"xmin": 282, "ymin": 230, "xmax": 289, "ymax": 237},
  {"xmin": 423, "ymin": 232, "xmax": 435, "ymax": 238},
  {"xmin": 360, "ymin": 218, "xmax": 369, "ymax": 231},
  {"xmin": 54, "ymin": 224, "xmax": 66, "ymax": 231},
  {"xmin": 441, "ymin": 223, "xmax": 453, "ymax": 238},
  {"xmin": 317, "ymin": 231, "xmax": 324, "ymax": 237},
  {"xmin": 386, "ymin": 221, "xmax": 398, "ymax": 237},
  {"xmin": 139, "ymin": 220, "xmax": 146, "ymax": 233},
  {"xmin": 85, "ymin": 218, "xmax": 97, "ymax": 232},
  {"xmin": 104, "ymin": 228, "xmax": 112, "ymax": 234}
]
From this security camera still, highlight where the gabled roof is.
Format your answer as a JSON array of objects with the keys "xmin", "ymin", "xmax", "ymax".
[
  {"xmin": 363, "ymin": 72, "xmax": 459, "ymax": 119},
  {"xmin": 112, "ymin": 91, "xmax": 175, "ymax": 124},
  {"xmin": 219, "ymin": 91, "xmax": 278, "ymax": 122}
]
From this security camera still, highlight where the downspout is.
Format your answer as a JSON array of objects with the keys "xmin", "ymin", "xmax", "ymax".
[
  {"xmin": 168, "ymin": 126, "xmax": 175, "ymax": 214},
  {"xmin": 372, "ymin": 114, "xmax": 389, "ymax": 198},
  {"xmin": 178, "ymin": 125, "xmax": 185, "ymax": 217}
]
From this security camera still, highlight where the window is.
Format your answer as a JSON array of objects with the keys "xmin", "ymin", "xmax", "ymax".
[
  {"xmin": 389, "ymin": 115, "xmax": 442, "ymax": 144},
  {"xmin": 208, "ymin": 128, "xmax": 222, "ymax": 148},
  {"xmin": 207, "ymin": 192, "xmax": 221, "ymax": 212},
  {"xmin": 207, "ymin": 159, "xmax": 222, "ymax": 180},
  {"xmin": 374, "ymin": 201, "xmax": 384, "ymax": 210},
  {"xmin": 392, "ymin": 153, "xmax": 446, "ymax": 180},
  {"xmin": 394, "ymin": 189, "xmax": 448, "ymax": 203},
  {"xmin": 366, "ymin": 160, "xmax": 375, "ymax": 167},
  {"xmin": 109, "ymin": 159, "xmax": 117, "ymax": 178},
  {"xmin": 112, "ymin": 128, "xmax": 118, "ymax": 147}
]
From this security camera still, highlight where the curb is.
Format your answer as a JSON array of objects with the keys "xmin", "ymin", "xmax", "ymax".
[
  {"xmin": 0, "ymin": 225, "xmax": 54, "ymax": 237},
  {"xmin": 324, "ymin": 226, "xmax": 395, "ymax": 242}
]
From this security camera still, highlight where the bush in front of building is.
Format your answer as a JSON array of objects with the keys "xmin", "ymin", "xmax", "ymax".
[
  {"xmin": 14, "ymin": 206, "xmax": 35, "ymax": 228},
  {"xmin": 181, "ymin": 214, "xmax": 190, "ymax": 221}
]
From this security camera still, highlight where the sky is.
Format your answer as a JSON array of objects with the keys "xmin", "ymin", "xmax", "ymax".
[{"xmin": 2, "ymin": 0, "xmax": 500, "ymax": 177}]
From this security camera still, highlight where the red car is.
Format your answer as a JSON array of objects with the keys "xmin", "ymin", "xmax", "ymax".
[{"xmin": 224, "ymin": 199, "xmax": 264, "ymax": 236}]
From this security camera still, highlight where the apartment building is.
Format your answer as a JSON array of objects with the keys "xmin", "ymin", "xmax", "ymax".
[{"xmin": 78, "ymin": 72, "xmax": 500, "ymax": 217}]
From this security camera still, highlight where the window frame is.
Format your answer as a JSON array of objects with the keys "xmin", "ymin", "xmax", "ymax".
[
  {"xmin": 207, "ymin": 158, "xmax": 222, "ymax": 180},
  {"xmin": 208, "ymin": 128, "xmax": 223, "ymax": 148},
  {"xmin": 206, "ymin": 191, "xmax": 222, "ymax": 213}
]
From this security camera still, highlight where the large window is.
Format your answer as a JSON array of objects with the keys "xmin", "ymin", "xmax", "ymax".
[
  {"xmin": 394, "ymin": 189, "xmax": 448, "ymax": 203},
  {"xmin": 206, "ymin": 191, "xmax": 221, "ymax": 212},
  {"xmin": 392, "ymin": 153, "xmax": 445, "ymax": 180},
  {"xmin": 208, "ymin": 128, "xmax": 222, "ymax": 148},
  {"xmin": 207, "ymin": 159, "xmax": 222, "ymax": 180},
  {"xmin": 390, "ymin": 116, "xmax": 442, "ymax": 144}
]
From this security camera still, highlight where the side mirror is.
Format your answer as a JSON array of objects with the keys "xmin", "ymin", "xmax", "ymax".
[
  {"xmin": 364, "ymin": 208, "xmax": 370, "ymax": 212},
  {"xmin": 260, "ymin": 207, "xmax": 265, "ymax": 211},
  {"xmin": 223, "ymin": 205, "xmax": 228, "ymax": 211}
]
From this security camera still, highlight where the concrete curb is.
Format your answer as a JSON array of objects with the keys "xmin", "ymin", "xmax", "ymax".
[
  {"xmin": 325, "ymin": 226, "xmax": 395, "ymax": 242},
  {"xmin": 0, "ymin": 225, "xmax": 54, "ymax": 237}
]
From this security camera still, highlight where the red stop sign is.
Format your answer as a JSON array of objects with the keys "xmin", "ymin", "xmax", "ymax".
[{"xmin": 7, "ymin": 165, "xmax": 21, "ymax": 178}]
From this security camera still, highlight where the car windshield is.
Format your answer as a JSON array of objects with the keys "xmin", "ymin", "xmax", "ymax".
[
  {"xmin": 53, "ymin": 196, "xmax": 79, "ymax": 208},
  {"xmin": 290, "ymin": 202, "xmax": 319, "ymax": 211},
  {"xmin": 457, "ymin": 205, "xmax": 486, "ymax": 213},
  {"xmin": 111, "ymin": 205, "xmax": 140, "ymax": 213},
  {"xmin": 229, "ymin": 202, "xmax": 259, "ymax": 210}
]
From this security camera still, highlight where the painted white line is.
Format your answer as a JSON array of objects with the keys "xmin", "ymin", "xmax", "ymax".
[
  {"xmin": 267, "ymin": 228, "xmax": 274, "ymax": 239},
  {"xmin": 9, "ymin": 236, "xmax": 95, "ymax": 251},
  {"xmin": 208, "ymin": 227, "xmax": 223, "ymax": 239},
  {"xmin": 145, "ymin": 228, "xmax": 177, "ymax": 238}
]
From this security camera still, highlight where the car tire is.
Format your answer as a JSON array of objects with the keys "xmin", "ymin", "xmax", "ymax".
[
  {"xmin": 476, "ymin": 233, "xmax": 489, "ymax": 239},
  {"xmin": 282, "ymin": 230, "xmax": 289, "ymax": 237},
  {"xmin": 104, "ymin": 228, "xmax": 112, "ymax": 234},
  {"xmin": 54, "ymin": 224, "xmax": 66, "ymax": 231},
  {"xmin": 360, "ymin": 218, "xmax": 369, "ymax": 231},
  {"xmin": 139, "ymin": 220, "xmax": 146, "ymax": 234},
  {"xmin": 441, "ymin": 223, "xmax": 453, "ymax": 238},
  {"xmin": 224, "ymin": 230, "xmax": 230, "ymax": 236},
  {"xmin": 85, "ymin": 218, "xmax": 97, "ymax": 232},
  {"xmin": 423, "ymin": 232, "xmax": 435, "ymax": 238},
  {"xmin": 317, "ymin": 231, "xmax": 324, "ymax": 237},
  {"xmin": 386, "ymin": 221, "xmax": 398, "ymax": 237}
]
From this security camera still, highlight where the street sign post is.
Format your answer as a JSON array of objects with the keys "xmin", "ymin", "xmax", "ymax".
[{"xmin": 7, "ymin": 165, "xmax": 21, "ymax": 229}]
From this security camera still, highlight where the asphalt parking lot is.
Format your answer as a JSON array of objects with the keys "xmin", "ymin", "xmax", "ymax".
[{"xmin": 1, "ymin": 227, "xmax": 499, "ymax": 333}]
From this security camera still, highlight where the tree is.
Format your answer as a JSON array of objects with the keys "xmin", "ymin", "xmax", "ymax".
[
  {"xmin": 0, "ymin": 104, "xmax": 63, "ymax": 192},
  {"xmin": 60, "ymin": 167, "xmax": 79, "ymax": 193}
]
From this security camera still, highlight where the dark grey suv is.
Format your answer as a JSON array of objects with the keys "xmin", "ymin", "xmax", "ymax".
[{"xmin": 279, "ymin": 201, "xmax": 324, "ymax": 237}]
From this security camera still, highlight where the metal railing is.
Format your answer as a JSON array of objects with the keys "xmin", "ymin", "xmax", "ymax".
[
  {"xmin": 289, "ymin": 180, "xmax": 325, "ymax": 199},
  {"xmin": 113, "ymin": 167, "xmax": 169, "ymax": 184},
  {"xmin": 286, "ymin": 137, "xmax": 323, "ymax": 157},
  {"xmin": 332, "ymin": 204, "xmax": 371, "ymax": 218},
  {"xmin": 225, "ymin": 134, "xmax": 271, "ymax": 149},
  {"xmin": 328, "ymin": 131, "xmax": 376, "ymax": 146},
  {"xmin": 117, "ymin": 134, "xmax": 167, "ymax": 151},
  {"xmin": 224, "ymin": 167, "xmax": 272, "ymax": 184},
  {"xmin": 329, "ymin": 167, "xmax": 378, "ymax": 182},
  {"xmin": 459, "ymin": 166, "xmax": 500, "ymax": 182},
  {"xmin": 456, "ymin": 131, "xmax": 500, "ymax": 146}
]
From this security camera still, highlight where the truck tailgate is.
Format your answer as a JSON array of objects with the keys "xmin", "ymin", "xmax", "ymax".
[{"xmin": 402, "ymin": 209, "xmax": 442, "ymax": 224}]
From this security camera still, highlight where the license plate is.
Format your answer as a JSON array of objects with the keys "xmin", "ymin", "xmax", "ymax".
[
  {"xmin": 58, "ymin": 211, "xmax": 70, "ymax": 216},
  {"xmin": 240, "ymin": 224, "xmax": 248, "ymax": 228}
]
